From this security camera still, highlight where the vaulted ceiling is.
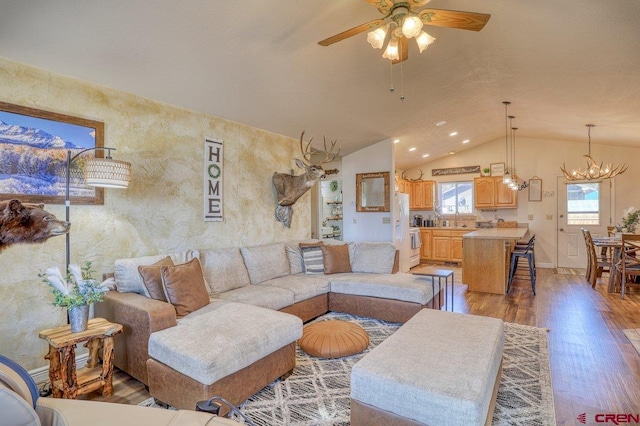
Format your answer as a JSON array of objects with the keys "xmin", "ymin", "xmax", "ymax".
[{"xmin": 1, "ymin": 0, "xmax": 639, "ymax": 169}]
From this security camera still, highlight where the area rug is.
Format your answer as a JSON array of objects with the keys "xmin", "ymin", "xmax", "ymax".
[
  {"xmin": 141, "ymin": 312, "xmax": 556, "ymax": 425},
  {"xmin": 623, "ymin": 329, "xmax": 640, "ymax": 356}
]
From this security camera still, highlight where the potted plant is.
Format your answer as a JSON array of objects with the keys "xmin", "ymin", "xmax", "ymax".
[
  {"xmin": 40, "ymin": 262, "xmax": 108, "ymax": 332},
  {"xmin": 482, "ymin": 167, "xmax": 491, "ymax": 177},
  {"xmin": 615, "ymin": 207, "xmax": 640, "ymax": 234}
]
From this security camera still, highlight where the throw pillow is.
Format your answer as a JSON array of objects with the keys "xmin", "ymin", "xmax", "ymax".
[
  {"xmin": 160, "ymin": 258, "xmax": 210, "ymax": 318},
  {"xmin": 351, "ymin": 242, "xmax": 397, "ymax": 274},
  {"xmin": 322, "ymin": 244, "xmax": 352, "ymax": 274},
  {"xmin": 300, "ymin": 242, "xmax": 324, "ymax": 275},
  {"xmin": 138, "ymin": 256, "xmax": 174, "ymax": 302},
  {"xmin": 240, "ymin": 243, "xmax": 290, "ymax": 284}
]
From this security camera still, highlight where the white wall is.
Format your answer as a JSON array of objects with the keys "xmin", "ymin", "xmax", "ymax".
[
  {"xmin": 342, "ymin": 139, "xmax": 395, "ymax": 242},
  {"xmin": 404, "ymin": 136, "xmax": 640, "ymax": 267}
]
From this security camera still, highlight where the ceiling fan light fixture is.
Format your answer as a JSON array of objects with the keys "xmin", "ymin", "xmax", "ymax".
[
  {"xmin": 367, "ymin": 24, "xmax": 389, "ymax": 49},
  {"xmin": 382, "ymin": 36, "xmax": 400, "ymax": 61},
  {"xmin": 416, "ymin": 30, "xmax": 436, "ymax": 52},
  {"xmin": 401, "ymin": 15, "xmax": 423, "ymax": 39}
]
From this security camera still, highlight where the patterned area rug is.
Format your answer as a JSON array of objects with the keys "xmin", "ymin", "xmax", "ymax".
[
  {"xmin": 623, "ymin": 329, "xmax": 640, "ymax": 356},
  {"xmin": 141, "ymin": 312, "xmax": 556, "ymax": 425}
]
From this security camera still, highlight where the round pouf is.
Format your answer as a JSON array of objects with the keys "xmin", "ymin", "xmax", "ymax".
[{"xmin": 298, "ymin": 320, "xmax": 370, "ymax": 358}]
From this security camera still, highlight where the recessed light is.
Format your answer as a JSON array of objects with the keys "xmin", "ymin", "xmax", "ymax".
[
  {"xmin": 435, "ymin": 121, "xmax": 447, "ymax": 127},
  {"xmin": 409, "ymin": 147, "xmax": 416, "ymax": 152},
  {"xmin": 393, "ymin": 139, "xmax": 400, "ymax": 144},
  {"xmin": 449, "ymin": 131, "xmax": 458, "ymax": 137},
  {"xmin": 462, "ymin": 139, "xmax": 470, "ymax": 144},
  {"xmin": 448, "ymin": 151, "xmax": 456, "ymax": 155},
  {"xmin": 422, "ymin": 154, "xmax": 430, "ymax": 158}
]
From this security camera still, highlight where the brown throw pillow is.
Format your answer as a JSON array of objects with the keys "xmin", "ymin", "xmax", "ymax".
[
  {"xmin": 322, "ymin": 244, "xmax": 352, "ymax": 274},
  {"xmin": 138, "ymin": 256, "xmax": 174, "ymax": 302},
  {"xmin": 161, "ymin": 258, "xmax": 210, "ymax": 318}
]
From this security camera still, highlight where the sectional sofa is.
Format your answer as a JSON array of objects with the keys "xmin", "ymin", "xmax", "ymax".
[{"xmin": 96, "ymin": 239, "xmax": 443, "ymax": 412}]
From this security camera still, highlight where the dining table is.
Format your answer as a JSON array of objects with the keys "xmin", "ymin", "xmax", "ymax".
[{"xmin": 592, "ymin": 236, "xmax": 622, "ymax": 292}]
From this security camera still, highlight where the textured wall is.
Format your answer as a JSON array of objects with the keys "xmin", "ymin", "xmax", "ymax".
[{"xmin": 0, "ymin": 58, "xmax": 310, "ymax": 370}]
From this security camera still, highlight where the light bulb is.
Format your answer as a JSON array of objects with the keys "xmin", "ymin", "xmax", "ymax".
[
  {"xmin": 367, "ymin": 24, "xmax": 389, "ymax": 49},
  {"xmin": 416, "ymin": 30, "xmax": 436, "ymax": 53},
  {"xmin": 402, "ymin": 15, "xmax": 423, "ymax": 39},
  {"xmin": 503, "ymin": 172, "xmax": 512, "ymax": 184},
  {"xmin": 383, "ymin": 37, "xmax": 399, "ymax": 61}
]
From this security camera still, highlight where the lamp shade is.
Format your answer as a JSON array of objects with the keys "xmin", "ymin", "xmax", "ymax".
[
  {"xmin": 382, "ymin": 37, "xmax": 399, "ymax": 60},
  {"xmin": 401, "ymin": 15, "xmax": 423, "ymax": 39},
  {"xmin": 367, "ymin": 25, "xmax": 388, "ymax": 49},
  {"xmin": 84, "ymin": 158, "xmax": 131, "ymax": 188},
  {"xmin": 416, "ymin": 31, "xmax": 436, "ymax": 52}
]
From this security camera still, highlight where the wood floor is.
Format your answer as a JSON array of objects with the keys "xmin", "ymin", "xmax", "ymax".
[{"xmin": 83, "ymin": 268, "xmax": 640, "ymax": 425}]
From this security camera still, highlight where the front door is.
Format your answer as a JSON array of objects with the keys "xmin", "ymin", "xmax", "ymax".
[{"xmin": 557, "ymin": 177, "xmax": 612, "ymax": 269}]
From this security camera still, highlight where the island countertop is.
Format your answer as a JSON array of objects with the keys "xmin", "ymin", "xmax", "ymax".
[{"xmin": 462, "ymin": 228, "xmax": 528, "ymax": 240}]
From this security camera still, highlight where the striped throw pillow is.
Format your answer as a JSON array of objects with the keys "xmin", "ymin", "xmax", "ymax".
[{"xmin": 300, "ymin": 243, "xmax": 324, "ymax": 275}]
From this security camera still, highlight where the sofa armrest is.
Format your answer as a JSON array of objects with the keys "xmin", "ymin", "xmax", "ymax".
[{"xmin": 95, "ymin": 291, "xmax": 177, "ymax": 385}]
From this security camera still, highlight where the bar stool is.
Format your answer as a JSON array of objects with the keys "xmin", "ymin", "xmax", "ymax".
[{"xmin": 507, "ymin": 235, "xmax": 536, "ymax": 295}]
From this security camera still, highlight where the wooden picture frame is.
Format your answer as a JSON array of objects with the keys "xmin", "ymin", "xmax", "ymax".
[
  {"xmin": 356, "ymin": 171, "xmax": 390, "ymax": 212},
  {"xmin": 490, "ymin": 162, "xmax": 505, "ymax": 177},
  {"xmin": 528, "ymin": 177, "xmax": 542, "ymax": 202},
  {"xmin": 0, "ymin": 102, "xmax": 104, "ymax": 205}
]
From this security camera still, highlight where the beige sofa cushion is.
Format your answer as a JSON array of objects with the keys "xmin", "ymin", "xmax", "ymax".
[
  {"xmin": 214, "ymin": 285, "xmax": 294, "ymax": 311},
  {"xmin": 240, "ymin": 243, "xmax": 290, "ymax": 284},
  {"xmin": 199, "ymin": 248, "xmax": 251, "ymax": 295},
  {"xmin": 114, "ymin": 250, "xmax": 200, "ymax": 296},
  {"xmin": 258, "ymin": 274, "xmax": 330, "ymax": 303},
  {"xmin": 351, "ymin": 242, "xmax": 396, "ymax": 274}
]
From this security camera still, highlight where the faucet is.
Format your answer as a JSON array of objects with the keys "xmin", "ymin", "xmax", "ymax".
[{"xmin": 454, "ymin": 211, "xmax": 460, "ymax": 227}]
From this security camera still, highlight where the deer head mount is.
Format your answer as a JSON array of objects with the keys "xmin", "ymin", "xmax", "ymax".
[{"xmin": 272, "ymin": 131, "xmax": 340, "ymax": 227}]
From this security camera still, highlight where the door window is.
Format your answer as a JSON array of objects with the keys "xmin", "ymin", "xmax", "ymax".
[{"xmin": 566, "ymin": 182, "xmax": 600, "ymax": 225}]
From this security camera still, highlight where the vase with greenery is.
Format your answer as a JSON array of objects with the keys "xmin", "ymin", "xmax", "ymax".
[
  {"xmin": 616, "ymin": 207, "xmax": 640, "ymax": 234},
  {"xmin": 40, "ymin": 262, "xmax": 107, "ymax": 332},
  {"xmin": 482, "ymin": 168, "xmax": 491, "ymax": 176}
]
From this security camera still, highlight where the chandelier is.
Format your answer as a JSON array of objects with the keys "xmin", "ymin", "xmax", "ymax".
[
  {"xmin": 366, "ymin": 6, "xmax": 436, "ymax": 61},
  {"xmin": 560, "ymin": 124, "xmax": 627, "ymax": 181}
]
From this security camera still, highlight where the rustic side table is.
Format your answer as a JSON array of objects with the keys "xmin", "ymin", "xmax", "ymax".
[{"xmin": 39, "ymin": 317, "xmax": 123, "ymax": 399}]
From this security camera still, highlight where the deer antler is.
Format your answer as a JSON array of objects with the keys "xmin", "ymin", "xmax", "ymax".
[
  {"xmin": 298, "ymin": 131, "xmax": 314, "ymax": 165},
  {"xmin": 317, "ymin": 136, "xmax": 340, "ymax": 165},
  {"xmin": 409, "ymin": 170, "xmax": 424, "ymax": 182}
]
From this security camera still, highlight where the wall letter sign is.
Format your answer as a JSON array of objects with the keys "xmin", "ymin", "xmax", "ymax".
[{"xmin": 204, "ymin": 137, "xmax": 223, "ymax": 221}]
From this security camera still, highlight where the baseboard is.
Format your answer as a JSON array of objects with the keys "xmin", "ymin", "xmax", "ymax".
[
  {"xmin": 30, "ymin": 353, "xmax": 89, "ymax": 385},
  {"xmin": 537, "ymin": 263, "xmax": 554, "ymax": 269}
]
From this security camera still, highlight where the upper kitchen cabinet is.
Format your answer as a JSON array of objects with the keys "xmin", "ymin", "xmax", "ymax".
[
  {"xmin": 408, "ymin": 180, "xmax": 435, "ymax": 210},
  {"xmin": 473, "ymin": 177, "xmax": 517, "ymax": 209}
]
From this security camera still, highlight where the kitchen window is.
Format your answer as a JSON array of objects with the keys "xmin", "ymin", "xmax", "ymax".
[{"xmin": 438, "ymin": 181, "xmax": 473, "ymax": 214}]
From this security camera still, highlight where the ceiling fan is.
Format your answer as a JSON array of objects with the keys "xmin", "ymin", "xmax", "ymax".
[{"xmin": 318, "ymin": 0, "xmax": 491, "ymax": 64}]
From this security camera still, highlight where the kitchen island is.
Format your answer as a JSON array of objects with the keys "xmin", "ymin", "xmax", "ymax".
[{"xmin": 462, "ymin": 228, "xmax": 529, "ymax": 294}]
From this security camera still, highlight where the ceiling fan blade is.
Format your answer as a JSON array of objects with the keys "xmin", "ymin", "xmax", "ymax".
[
  {"xmin": 363, "ymin": 0, "xmax": 395, "ymax": 15},
  {"xmin": 392, "ymin": 36, "xmax": 409, "ymax": 64},
  {"xmin": 318, "ymin": 18, "xmax": 386, "ymax": 46},
  {"xmin": 419, "ymin": 8, "xmax": 491, "ymax": 32}
]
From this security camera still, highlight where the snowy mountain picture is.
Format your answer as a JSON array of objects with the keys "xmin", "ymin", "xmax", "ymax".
[{"xmin": 0, "ymin": 105, "xmax": 102, "ymax": 203}]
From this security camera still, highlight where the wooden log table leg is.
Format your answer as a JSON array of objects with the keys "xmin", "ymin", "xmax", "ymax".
[
  {"xmin": 101, "ymin": 335, "xmax": 116, "ymax": 397},
  {"xmin": 59, "ymin": 345, "xmax": 78, "ymax": 399},
  {"xmin": 44, "ymin": 345, "xmax": 63, "ymax": 398},
  {"xmin": 86, "ymin": 337, "xmax": 103, "ymax": 368}
]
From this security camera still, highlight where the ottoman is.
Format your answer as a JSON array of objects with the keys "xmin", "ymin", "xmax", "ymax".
[
  {"xmin": 351, "ymin": 309, "xmax": 504, "ymax": 426},
  {"xmin": 298, "ymin": 320, "xmax": 369, "ymax": 358}
]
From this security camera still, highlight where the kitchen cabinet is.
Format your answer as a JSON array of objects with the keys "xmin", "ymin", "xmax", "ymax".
[
  {"xmin": 408, "ymin": 180, "xmax": 435, "ymax": 210},
  {"xmin": 431, "ymin": 229, "xmax": 470, "ymax": 263},
  {"xmin": 420, "ymin": 229, "xmax": 432, "ymax": 260},
  {"xmin": 473, "ymin": 177, "xmax": 517, "ymax": 209},
  {"xmin": 396, "ymin": 178, "xmax": 410, "ymax": 194}
]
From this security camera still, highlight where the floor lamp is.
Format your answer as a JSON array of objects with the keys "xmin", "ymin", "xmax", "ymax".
[{"xmin": 65, "ymin": 147, "xmax": 131, "ymax": 272}]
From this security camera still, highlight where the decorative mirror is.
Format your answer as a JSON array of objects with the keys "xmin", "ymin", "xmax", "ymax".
[{"xmin": 356, "ymin": 171, "xmax": 390, "ymax": 212}]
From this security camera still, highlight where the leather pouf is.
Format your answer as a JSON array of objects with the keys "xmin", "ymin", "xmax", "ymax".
[{"xmin": 298, "ymin": 320, "xmax": 370, "ymax": 358}]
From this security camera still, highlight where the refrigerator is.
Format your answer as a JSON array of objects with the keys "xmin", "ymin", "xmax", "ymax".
[{"xmin": 394, "ymin": 192, "xmax": 411, "ymax": 273}]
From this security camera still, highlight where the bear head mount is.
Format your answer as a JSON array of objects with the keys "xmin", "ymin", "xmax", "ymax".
[{"xmin": 0, "ymin": 199, "xmax": 70, "ymax": 252}]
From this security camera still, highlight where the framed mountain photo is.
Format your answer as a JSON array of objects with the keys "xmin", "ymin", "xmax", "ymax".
[{"xmin": 0, "ymin": 102, "xmax": 104, "ymax": 205}]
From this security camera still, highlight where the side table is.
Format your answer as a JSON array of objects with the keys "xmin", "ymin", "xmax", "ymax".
[
  {"xmin": 412, "ymin": 268, "xmax": 454, "ymax": 312},
  {"xmin": 39, "ymin": 317, "xmax": 123, "ymax": 399}
]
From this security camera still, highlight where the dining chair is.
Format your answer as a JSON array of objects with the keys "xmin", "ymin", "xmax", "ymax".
[
  {"xmin": 616, "ymin": 233, "xmax": 640, "ymax": 299},
  {"xmin": 600, "ymin": 226, "xmax": 616, "ymax": 259},
  {"xmin": 582, "ymin": 228, "xmax": 612, "ymax": 288},
  {"xmin": 507, "ymin": 234, "xmax": 536, "ymax": 295},
  {"xmin": 497, "ymin": 221, "xmax": 518, "ymax": 228}
]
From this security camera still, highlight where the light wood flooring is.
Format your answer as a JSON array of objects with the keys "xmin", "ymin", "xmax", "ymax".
[{"xmin": 82, "ymin": 267, "xmax": 640, "ymax": 425}]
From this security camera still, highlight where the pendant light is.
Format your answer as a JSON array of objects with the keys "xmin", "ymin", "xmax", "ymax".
[{"xmin": 502, "ymin": 101, "xmax": 512, "ymax": 184}]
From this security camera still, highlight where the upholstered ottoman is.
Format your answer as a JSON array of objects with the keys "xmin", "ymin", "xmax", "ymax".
[
  {"xmin": 298, "ymin": 320, "xmax": 369, "ymax": 358},
  {"xmin": 351, "ymin": 309, "xmax": 504, "ymax": 426},
  {"xmin": 147, "ymin": 300, "xmax": 302, "ymax": 413}
]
